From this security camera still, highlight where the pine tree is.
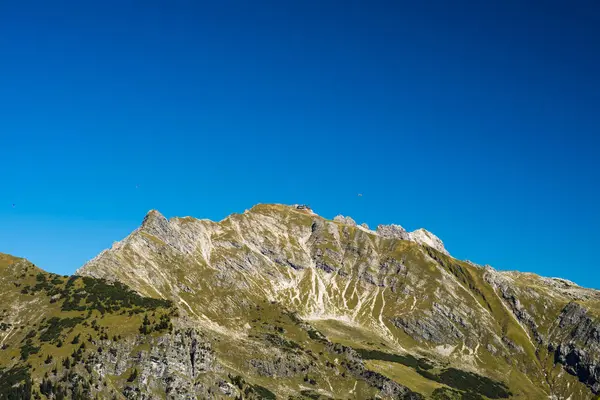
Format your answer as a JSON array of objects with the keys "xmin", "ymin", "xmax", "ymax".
[{"xmin": 127, "ymin": 369, "xmax": 138, "ymax": 382}]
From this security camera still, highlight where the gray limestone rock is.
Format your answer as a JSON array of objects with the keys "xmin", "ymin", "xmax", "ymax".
[
  {"xmin": 376, "ymin": 224, "xmax": 410, "ymax": 240},
  {"xmin": 333, "ymin": 215, "xmax": 357, "ymax": 226},
  {"xmin": 92, "ymin": 328, "xmax": 219, "ymax": 398}
]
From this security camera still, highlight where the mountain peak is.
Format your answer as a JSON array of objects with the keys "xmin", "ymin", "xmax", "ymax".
[
  {"xmin": 409, "ymin": 228, "xmax": 448, "ymax": 255},
  {"xmin": 140, "ymin": 209, "xmax": 170, "ymax": 232},
  {"xmin": 67, "ymin": 203, "xmax": 600, "ymax": 398},
  {"xmin": 376, "ymin": 224, "xmax": 410, "ymax": 240},
  {"xmin": 333, "ymin": 215, "xmax": 357, "ymax": 226},
  {"xmin": 376, "ymin": 223, "xmax": 448, "ymax": 254},
  {"xmin": 142, "ymin": 209, "xmax": 167, "ymax": 224}
]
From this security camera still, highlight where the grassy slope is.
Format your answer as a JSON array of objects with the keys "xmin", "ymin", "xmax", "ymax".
[{"xmin": 0, "ymin": 254, "xmax": 176, "ymax": 399}]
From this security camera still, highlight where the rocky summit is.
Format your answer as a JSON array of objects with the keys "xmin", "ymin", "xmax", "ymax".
[{"xmin": 2, "ymin": 204, "xmax": 600, "ymax": 400}]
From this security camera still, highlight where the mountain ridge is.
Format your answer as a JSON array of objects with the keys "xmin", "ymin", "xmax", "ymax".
[
  {"xmin": 79, "ymin": 204, "xmax": 586, "ymax": 291},
  {"xmin": 75, "ymin": 203, "xmax": 600, "ymax": 398},
  {"xmin": 3, "ymin": 203, "xmax": 600, "ymax": 399},
  {"xmin": 79, "ymin": 204, "xmax": 452, "ymax": 275}
]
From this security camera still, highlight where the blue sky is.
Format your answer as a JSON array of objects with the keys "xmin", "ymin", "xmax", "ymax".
[{"xmin": 1, "ymin": 1, "xmax": 599, "ymax": 287}]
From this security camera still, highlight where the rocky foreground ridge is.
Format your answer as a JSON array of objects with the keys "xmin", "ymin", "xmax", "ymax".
[{"xmin": 2, "ymin": 204, "xmax": 600, "ymax": 399}]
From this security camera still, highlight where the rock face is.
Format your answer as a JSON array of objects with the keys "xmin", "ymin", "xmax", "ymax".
[
  {"xmin": 550, "ymin": 302, "xmax": 600, "ymax": 393},
  {"xmin": 3, "ymin": 204, "xmax": 600, "ymax": 399},
  {"xmin": 376, "ymin": 224, "xmax": 449, "ymax": 255},
  {"xmin": 377, "ymin": 224, "xmax": 411, "ymax": 240},
  {"xmin": 333, "ymin": 215, "xmax": 357, "ymax": 226},
  {"xmin": 408, "ymin": 229, "xmax": 449, "ymax": 255},
  {"xmin": 93, "ymin": 328, "xmax": 218, "ymax": 399}
]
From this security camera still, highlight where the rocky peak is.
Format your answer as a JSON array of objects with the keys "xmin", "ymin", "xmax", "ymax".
[
  {"xmin": 409, "ymin": 228, "xmax": 448, "ymax": 255},
  {"xmin": 376, "ymin": 224, "xmax": 448, "ymax": 254},
  {"xmin": 376, "ymin": 224, "xmax": 410, "ymax": 240},
  {"xmin": 316, "ymin": 208, "xmax": 451, "ymax": 254},
  {"xmin": 333, "ymin": 215, "xmax": 357, "ymax": 226},
  {"xmin": 139, "ymin": 209, "xmax": 174, "ymax": 241},
  {"xmin": 141, "ymin": 209, "xmax": 168, "ymax": 229}
]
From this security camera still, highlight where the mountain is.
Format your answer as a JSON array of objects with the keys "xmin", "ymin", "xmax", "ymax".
[{"xmin": 2, "ymin": 204, "xmax": 600, "ymax": 399}]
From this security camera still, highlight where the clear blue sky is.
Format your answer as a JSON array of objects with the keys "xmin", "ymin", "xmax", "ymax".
[{"xmin": 1, "ymin": 1, "xmax": 599, "ymax": 287}]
